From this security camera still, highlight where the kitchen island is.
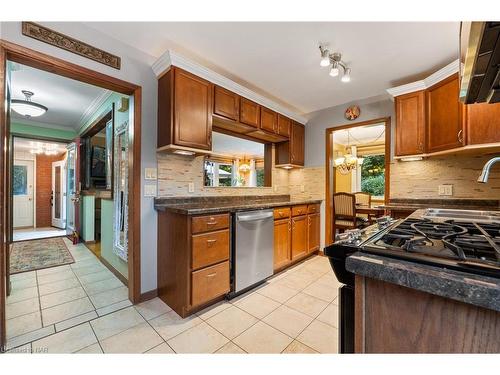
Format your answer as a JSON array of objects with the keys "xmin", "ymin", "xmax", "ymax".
[{"xmin": 345, "ymin": 208, "xmax": 500, "ymax": 353}]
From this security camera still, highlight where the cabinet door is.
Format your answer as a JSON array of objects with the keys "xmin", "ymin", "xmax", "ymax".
[
  {"xmin": 395, "ymin": 91, "xmax": 425, "ymax": 156},
  {"xmin": 466, "ymin": 102, "xmax": 500, "ymax": 145},
  {"xmin": 274, "ymin": 218, "xmax": 291, "ymax": 270},
  {"xmin": 426, "ymin": 75, "xmax": 465, "ymax": 153},
  {"xmin": 291, "ymin": 215, "xmax": 307, "ymax": 261},
  {"xmin": 260, "ymin": 107, "xmax": 278, "ymax": 133},
  {"xmin": 174, "ymin": 68, "xmax": 213, "ymax": 150},
  {"xmin": 213, "ymin": 85, "xmax": 239, "ymax": 121},
  {"xmin": 277, "ymin": 114, "xmax": 291, "ymax": 137},
  {"xmin": 290, "ymin": 122, "xmax": 305, "ymax": 166},
  {"xmin": 307, "ymin": 213, "xmax": 320, "ymax": 253},
  {"xmin": 240, "ymin": 97, "xmax": 260, "ymax": 128}
]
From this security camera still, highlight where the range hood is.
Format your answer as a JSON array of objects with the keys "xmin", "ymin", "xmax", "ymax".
[{"xmin": 460, "ymin": 22, "xmax": 500, "ymax": 104}]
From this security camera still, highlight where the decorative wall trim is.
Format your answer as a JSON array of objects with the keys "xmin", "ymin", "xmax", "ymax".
[
  {"xmin": 386, "ymin": 59, "xmax": 460, "ymax": 98},
  {"xmin": 152, "ymin": 49, "xmax": 308, "ymax": 124},
  {"xmin": 77, "ymin": 90, "xmax": 113, "ymax": 133},
  {"xmin": 22, "ymin": 22, "xmax": 121, "ymax": 70}
]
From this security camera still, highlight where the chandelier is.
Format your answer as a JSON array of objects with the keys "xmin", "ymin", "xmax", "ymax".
[
  {"xmin": 334, "ymin": 130, "xmax": 364, "ymax": 174},
  {"xmin": 319, "ymin": 45, "xmax": 351, "ymax": 82}
]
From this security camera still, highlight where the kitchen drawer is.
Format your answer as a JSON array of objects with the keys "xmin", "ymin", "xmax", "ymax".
[
  {"xmin": 191, "ymin": 261, "xmax": 230, "ymax": 307},
  {"xmin": 192, "ymin": 229, "xmax": 229, "ymax": 270},
  {"xmin": 191, "ymin": 213, "xmax": 229, "ymax": 234},
  {"xmin": 291, "ymin": 205, "xmax": 307, "ymax": 217},
  {"xmin": 307, "ymin": 204, "xmax": 320, "ymax": 214},
  {"xmin": 274, "ymin": 207, "xmax": 291, "ymax": 220}
]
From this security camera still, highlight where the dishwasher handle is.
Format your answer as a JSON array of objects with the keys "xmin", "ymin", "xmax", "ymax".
[{"xmin": 237, "ymin": 211, "xmax": 274, "ymax": 222}]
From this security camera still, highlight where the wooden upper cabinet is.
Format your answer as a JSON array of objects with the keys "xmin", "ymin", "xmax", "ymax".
[
  {"xmin": 290, "ymin": 121, "xmax": 305, "ymax": 166},
  {"xmin": 466, "ymin": 102, "xmax": 500, "ymax": 145},
  {"xmin": 260, "ymin": 107, "xmax": 278, "ymax": 133},
  {"xmin": 395, "ymin": 91, "xmax": 425, "ymax": 156},
  {"xmin": 158, "ymin": 67, "xmax": 213, "ymax": 151},
  {"xmin": 277, "ymin": 114, "xmax": 291, "ymax": 137},
  {"xmin": 213, "ymin": 85, "xmax": 239, "ymax": 121},
  {"xmin": 239, "ymin": 97, "xmax": 260, "ymax": 128},
  {"xmin": 426, "ymin": 75, "xmax": 465, "ymax": 153}
]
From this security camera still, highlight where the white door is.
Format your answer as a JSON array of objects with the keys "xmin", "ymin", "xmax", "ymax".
[
  {"xmin": 52, "ymin": 160, "xmax": 67, "ymax": 229},
  {"xmin": 66, "ymin": 144, "xmax": 77, "ymax": 235},
  {"xmin": 13, "ymin": 160, "xmax": 34, "ymax": 228}
]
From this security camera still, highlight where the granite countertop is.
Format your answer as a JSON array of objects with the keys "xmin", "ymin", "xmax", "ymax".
[
  {"xmin": 154, "ymin": 195, "xmax": 323, "ymax": 215},
  {"xmin": 380, "ymin": 198, "xmax": 500, "ymax": 212},
  {"xmin": 346, "ymin": 252, "xmax": 500, "ymax": 312}
]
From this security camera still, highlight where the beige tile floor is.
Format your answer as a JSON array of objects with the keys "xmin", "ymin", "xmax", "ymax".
[{"xmin": 6, "ymin": 242, "xmax": 342, "ymax": 354}]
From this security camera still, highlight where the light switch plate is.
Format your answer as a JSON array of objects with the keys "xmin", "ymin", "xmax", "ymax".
[
  {"xmin": 144, "ymin": 184, "xmax": 157, "ymax": 197},
  {"xmin": 438, "ymin": 184, "xmax": 453, "ymax": 196},
  {"xmin": 188, "ymin": 182, "xmax": 195, "ymax": 193},
  {"xmin": 144, "ymin": 167, "xmax": 157, "ymax": 180}
]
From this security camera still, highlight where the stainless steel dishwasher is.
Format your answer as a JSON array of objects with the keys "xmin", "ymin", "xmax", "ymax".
[{"xmin": 233, "ymin": 209, "xmax": 274, "ymax": 294}]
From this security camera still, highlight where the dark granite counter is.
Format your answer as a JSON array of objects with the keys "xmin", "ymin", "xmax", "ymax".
[
  {"xmin": 346, "ymin": 252, "xmax": 500, "ymax": 312},
  {"xmin": 380, "ymin": 198, "xmax": 500, "ymax": 212},
  {"xmin": 154, "ymin": 195, "xmax": 323, "ymax": 215}
]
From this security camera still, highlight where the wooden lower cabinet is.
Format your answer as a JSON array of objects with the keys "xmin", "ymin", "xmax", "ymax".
[
  {"xmin": 192, "ymin": 261, "xmax": 230, "ymax": 307},
  {"xmin": 291, "ymin": 215, "xmax": 307, "ymax": 261},
  {"xmin": 308, "ymin": 213, "xmax": 320, "ymax": 253},
  {"xmin": 273, "ymin": 204, "xmax": 321, "ymax": 271},
  {"xmin": 157, "ymin": 211, "xmax": 230, "ymax": 317},
  {"xmin": 274, "ymin": 217, "xmax": 291, "ymax": 270}
]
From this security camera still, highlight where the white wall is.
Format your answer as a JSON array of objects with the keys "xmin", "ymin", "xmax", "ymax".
[{"xmin": 0, "ymin": 22, "xmax": 158, "ymax": 293}]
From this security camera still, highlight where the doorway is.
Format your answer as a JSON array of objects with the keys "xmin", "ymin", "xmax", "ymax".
[
  {"xmin": 0, "ymin": 39, "xmax": 142, "ymax": 349},
  {"xmin": 325, "ymin": 117, "xmax": 391, "ymax": 245},
  {"xmin": 12, "ymin": 136, "xmax": 69, "ymax": 242}
]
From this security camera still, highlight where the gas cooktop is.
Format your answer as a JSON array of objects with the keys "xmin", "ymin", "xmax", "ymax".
[{"xmin": 362, "ymin": 217, "xmax": 500, "ymax": 278}]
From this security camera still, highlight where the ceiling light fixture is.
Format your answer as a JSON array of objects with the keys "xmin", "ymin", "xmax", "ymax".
[
  {"xmin": 11, "ymin": 90, "xmax": 48, "ymax": 118},
  {"xmin": 319, "ymin": 45, "xmax": 352, "ymax": 83},
  {"xmin": 333, "ymin": 130, "xmax": 364, "ymax": 174}
]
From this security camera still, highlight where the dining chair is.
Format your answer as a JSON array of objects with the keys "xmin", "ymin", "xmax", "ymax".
[
  {"xmin": 332, "ymin": 192, "xmax": 369, "ymax": 235},
  {"xmin": 354, "ymin": 192, "xmax": 372, "ymax": 221}
]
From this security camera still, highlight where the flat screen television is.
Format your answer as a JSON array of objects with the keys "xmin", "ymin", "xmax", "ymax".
[{"xmin": 91, "ymin": 145, "xmax": 106, "ymax": 178}]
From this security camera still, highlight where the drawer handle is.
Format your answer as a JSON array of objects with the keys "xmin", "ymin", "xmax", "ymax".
[
  {"xmin": 206, "ymin": 239, "xmax": 217, "ymax": 246},
  {"xmin": 279, "ymin": 212, "xmax": 284, "ymax": 217},
  {"xmin": 458, "ymin": 129, "xmax": 464, "ymax": 144},
  {"xmin": 206, "ymin": 273, "xmax": 217, "ymax": 278},
  {"xmin": 206, "ymin": 221, "xmax": 218, "ymax": 225}
]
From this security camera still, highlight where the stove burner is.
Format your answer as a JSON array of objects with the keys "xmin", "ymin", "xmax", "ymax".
[{"xmin": 365, "ymin": 217, "xmax": 500, "ymax": 278}]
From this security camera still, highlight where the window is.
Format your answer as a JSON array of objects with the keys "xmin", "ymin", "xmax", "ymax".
[
  {"xmin": 13, "ymin": 165, "xmax": 28, "ymax": 195},
  {"xmin": 360, "ymin": 154, "xmax": 385, "ymax": 198}
]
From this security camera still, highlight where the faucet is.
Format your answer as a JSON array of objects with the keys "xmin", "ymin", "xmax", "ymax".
[{"xmin": 477, "ymin": 156, "xmax": 500, "ymax": 183}]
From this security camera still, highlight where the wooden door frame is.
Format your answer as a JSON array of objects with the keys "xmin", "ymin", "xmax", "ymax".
[
  {"xmin": 0, "ymin": 39, "xmax": 142, "ymax": 348},
  {"xmin": 325, "ymin": 117, "xmax": 391, "ymax": 246}
]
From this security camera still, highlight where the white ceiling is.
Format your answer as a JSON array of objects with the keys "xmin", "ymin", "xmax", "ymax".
[
  {"xmin": 9, "ymin": 63, "xmax": 109, "ymax": 130},
  {"xmin": 332, "ymin": 123, "xmax": 385, "ymax": 146},
  {"xmin": 86, "ymin": 22, "xmax": 459, "ymax": 114},
  {"xmin": 14, "ymin": 137, "xmax": 68, "ymax": 154},
  {"xmin": 212, "ymin": 132, "xmax": 264, "ymax": 159}
]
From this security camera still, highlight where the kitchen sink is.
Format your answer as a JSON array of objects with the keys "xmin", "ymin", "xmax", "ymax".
[{"xmin": 422, "ymin": 208, "xmax": 500, "ymax": 223}]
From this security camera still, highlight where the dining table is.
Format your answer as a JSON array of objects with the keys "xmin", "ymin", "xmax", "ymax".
[{"xmin": 355, "ymin": 204, "xmax": 385, "ymax": 218}]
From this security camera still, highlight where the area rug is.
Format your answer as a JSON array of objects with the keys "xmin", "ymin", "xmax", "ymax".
[{"xmin": 10, "ymin": 237, "xmax": 75, "ymax": 274}]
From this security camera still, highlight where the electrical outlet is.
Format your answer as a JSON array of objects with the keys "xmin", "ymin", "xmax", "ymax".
[
  {"xmin": 300, "ymin": 185, "xmax": 305, "ymax": 193},
  {"xmin": 188, "ymin": 182, "xmax": 195, "ymax": 193},
  {"xmin": 438, "ymin": 184, "xmax": 453, "ymax": 196},
  {"xmin": 274, "ymin": 185, "xmax": 279, "ymax": 192}
]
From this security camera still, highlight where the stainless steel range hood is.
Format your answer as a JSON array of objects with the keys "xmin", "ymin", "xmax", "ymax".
[{"xmin": 459, "ymin": 22, "xmax": 500, "ymax": 104}]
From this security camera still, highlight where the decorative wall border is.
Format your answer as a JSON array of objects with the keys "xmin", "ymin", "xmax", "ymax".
[{"xmin": 22, "ymin": 22, "xmax": 121, "ymax": 70}]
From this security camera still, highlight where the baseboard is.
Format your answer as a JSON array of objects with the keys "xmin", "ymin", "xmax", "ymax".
[
  {"xmin": 99, "ymin": 256, "xmax": 128, "ymax": 286},
  {"xmin": 139, "ymin": 289, "xmax": 158, "ymax": 302}
]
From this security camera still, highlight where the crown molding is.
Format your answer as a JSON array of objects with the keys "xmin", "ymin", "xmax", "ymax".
[
  {"xmin": 386, "ymin": 59, "xmax": 460, "ymax": 99},
  {"xmin": 77, "ymin": 89, "xmax": 113, "ymax": 132},
  {"xmin": 11, "ymin": 117, "xmax": 77, "ymax": 133},
  {"xmin": 152, "ymin": 50, "xmax": 308, "ymax": 124}
]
